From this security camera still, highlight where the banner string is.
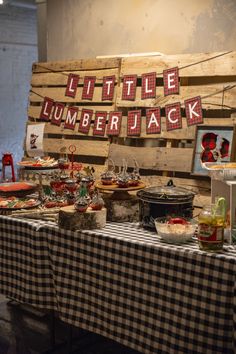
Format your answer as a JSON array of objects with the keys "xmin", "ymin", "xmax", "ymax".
[
  {"xmin": 30, "ymin": 82, "xmax": 236, "ymax": 111},
  {"xmin": 178, "ymin": 50, "xmax": 233, "ymax": 71}
]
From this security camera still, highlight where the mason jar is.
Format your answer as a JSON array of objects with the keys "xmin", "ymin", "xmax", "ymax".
[{"xmin": 197, "ymin": 204, "xmax": 225, "ymax": 252}]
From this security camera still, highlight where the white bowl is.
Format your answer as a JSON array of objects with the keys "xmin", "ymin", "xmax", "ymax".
[{"xmin": 154, "ymin": 217, "xmax": 197, "ymax": 244}]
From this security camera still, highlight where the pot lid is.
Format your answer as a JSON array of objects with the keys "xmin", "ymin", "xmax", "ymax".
[{"xmin": 137, "ymin": 180, "xmax": 195, "ymax": 200}]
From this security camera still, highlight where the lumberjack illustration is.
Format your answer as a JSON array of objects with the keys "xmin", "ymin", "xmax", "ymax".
[{"xmin": 30, "ymin": 133, "xmax": 39, "ymax": 149}]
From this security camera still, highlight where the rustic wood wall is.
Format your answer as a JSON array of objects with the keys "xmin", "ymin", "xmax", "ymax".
[
  {"xmin": 26, "ymin": 51, "xmax": 236, "ymax": 208},
  {"xmin": 28, "ymin": 58, "xmax": 120, "ymax": 168}
]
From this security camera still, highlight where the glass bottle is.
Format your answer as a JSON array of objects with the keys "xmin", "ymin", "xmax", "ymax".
[{"xmin": 197, "ymin": 201, "xmax": 225, "ymax": 252}]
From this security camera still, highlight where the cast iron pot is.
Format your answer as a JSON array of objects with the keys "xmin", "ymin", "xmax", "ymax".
[{"xmin": 137, "ymin": 180, "xmax": 195, "ymax": 230}]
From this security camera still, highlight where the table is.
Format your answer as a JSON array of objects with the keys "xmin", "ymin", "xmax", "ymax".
[{"xmin": 0, "ymin": 215, "xmax": 236, "ymax": 354}]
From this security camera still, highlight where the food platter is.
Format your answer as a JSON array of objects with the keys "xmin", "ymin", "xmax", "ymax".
[
  {"xmin": 95, "ymin": 181, "xmax": 146, "ymax": 192},
  {"xmin": 0, "ymin": 182, "xmax": 38, "ymax": 197},
  {"xmin": 0, "ymin": 196, "xmax": 41, "ymax": 210},
  {"xmin": 95, "ymin": 181, "xmax": 146, "ymax": 200},
  {"xmin": 17, "ymin": 157, "xmax": 58, "ymax": 170},
  {"xmin": 203, "ymin": 162, "xmax": 236, "ymax": 170},
  {"xmin": 202, "ymin": 162, "xmax": 236, "ymax": 180}
]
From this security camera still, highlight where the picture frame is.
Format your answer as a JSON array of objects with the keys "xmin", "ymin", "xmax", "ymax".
[{"xmin": 191, "ymin": 125, "xmax": 236, "ymax": 176}]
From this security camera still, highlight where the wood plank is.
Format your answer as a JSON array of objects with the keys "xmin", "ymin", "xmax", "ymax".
[
  {"xmin": 29, "ymin": 86, "xmax": 117, "ymax": 103},
  {"xmin": 203, "ymin": 118, "xmax": 235, "ymax": 126},
  {"xmin": 32, "ymin": 58, "xmax": 121, "ymax": 73},
  {"xmin": 43, "ymin": 138, "xmax": 109, "ymax": 157},
  {"xmin": 31, "ymin": 68, "xmax": 119, "ymax": 86},
  {"xmin": 29, "ymin": 83, "xmax": 236, "ymax": 110},
  {"xmin": 116, "ymin": 83, "xmax": 236, "ymax": 109},
  {"xmin": 97, "ymin": 52, "xmax": 164, "ymax": 58},
  {"xmin": 120, "ymin": 51, "xmax": 236, "ymax": 77},
  {"xmin": 118, "ymin": 117, "xmax": 196, "ymax": 139},
  {"xmin": 108, "ymin": 143, "xmax": 193, "ymax": 172},
  {"xmin": 28, "ymin": 119, "xmax": 194, "ymax": 139},
  {"xmin": 27, "ymin": 117, "xmax": 234, "ymax": 140}
]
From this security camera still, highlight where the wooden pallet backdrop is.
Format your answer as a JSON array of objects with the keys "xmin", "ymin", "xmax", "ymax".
[
  {"xmin": 28, "ymin": 58, "xmax": 121, "ymax": 174},
  {"xmin": 25, "ymin": 51, "xmax": 236, "ymax": 208}
]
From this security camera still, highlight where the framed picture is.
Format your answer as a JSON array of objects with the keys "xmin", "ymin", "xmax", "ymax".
[{"xmin": 192, "ymin": 125, "xmax": 236, "ymax": 176}]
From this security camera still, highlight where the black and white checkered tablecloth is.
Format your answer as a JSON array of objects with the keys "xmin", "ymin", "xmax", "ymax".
[{"xmin": 0, "ymin": 215, "xmax": 236, "ymax": 354}]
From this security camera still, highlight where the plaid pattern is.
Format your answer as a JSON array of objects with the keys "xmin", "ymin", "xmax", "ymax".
[
  {"xmin": 40, "ymin": 96, "xmax": 54, "ymax": 121},
  {"xmin": 51, "ymin": 102, "xmax": 65, "ymax": 126},
  {"xmin": 201, "ymin": 132, "xmax": 217, "ymax": 150},
  {"xmin": 141, "ymin": 72, "xmax": 156, "ymax": 99},
  {"xmin": 165, "ymin": 102, "xmax": 182, "ymax": 131},
  {"xmin": 82, "ymin": 76, "xmax": 96, "ymax": 100},
  {"xmin": 65, "ymin": 73, "xmax": 79, "ymax": 98},
  {"xmin": 122, "ymin": 75, "xmax": 137, "ymax": 101},
  {"xmin": 163, "ymin": 67, "xmax": 179, "ymax": 96},
  {"xmin": 200, "ymin": 132, "xmax": 229, "ymax": 162},
  {"xmin": 0, "ymin": 215, "xmax": 236, "ymax": 354},
  {"xmin": 220, "ymin": 138, "xmax": 230, "ymax": 158},
  {"xmin": 93, "ymin": 111, "xmax": 107, "ymax": 136},
  {"xmin": 146, "ymin": 107, "xmax": 161, "ymax": 134},
  {"xmin": 64, "ymin": 106, "xmax": 78, "ymax": 130},
  {"xmin": 127, "ymin": 110, "xmax": 141, "ymax": 136},
  {"xmin": 0, "ymin": 216, "xmax": 56, "ymax": 308},
  {"xmin": 185, "ymin": 96, "xmax": 203, "ymax": 126},
  {"xmin": 102, "ymin": 75, "xmax": 115, "ymax": 101},
  {"xmin": 106, "ymin": 111, "xmax": 122, "ymax": 136},
  {"xmin": 78, "ymin": 109, "xmax": 93, "ymax": 134}
]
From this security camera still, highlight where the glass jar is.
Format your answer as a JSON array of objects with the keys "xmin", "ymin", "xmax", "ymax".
[{"xmin": 197, "ymin": 203, "xmax": 225, "ymax": 252}]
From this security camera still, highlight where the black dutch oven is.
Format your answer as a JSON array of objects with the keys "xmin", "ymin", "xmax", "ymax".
[{"xmin": 137, "ymin": 180, "xmax": 195, "ymax": 230}]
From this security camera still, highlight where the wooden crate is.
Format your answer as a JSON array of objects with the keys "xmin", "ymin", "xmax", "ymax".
[{"xmin": 24, "ymin": 52, "xmax": 236, "ymax": 207}]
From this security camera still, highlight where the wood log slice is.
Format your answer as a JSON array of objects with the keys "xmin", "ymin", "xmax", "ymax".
[{"xmin": 58, "ymin": 205, "xmax": 106, "ymax": 230}]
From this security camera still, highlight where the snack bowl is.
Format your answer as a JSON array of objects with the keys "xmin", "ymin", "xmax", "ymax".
[{"xmin": 154, "ymin": 216, "xmax": 198, "ymax": 244}]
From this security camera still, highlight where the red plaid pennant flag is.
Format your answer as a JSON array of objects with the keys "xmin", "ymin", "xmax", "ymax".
[
  {"xmin": 64, "ymin": 106, "xmax": 78, "ymax": 130},
  {"xmin": 106, "ymin": 111, "xmax": 122, "ymax": 136},
  {"xmin": 40, "ymin": 97, "xmax": 54, "ymax": 121},
  {"xmin": 82, "ymin": 76, "xmax": 96, "ymax": 100},
  {"xmin": 141, "ymin": 72, "xmax": 156, "ymax": 99},
  {"xmin": 185, "ymin": 96, "xmax": 203, "ymax": 126},
  {"xmin": 78, "ymin": 109, "xmax": 93, "ymax": 134},
  {"xmin": 127, "ymin": 110, "xmax": 141, "ymax": 136},
  {"xmin": 146, "ymin": 108, "xmax": 161, "ymax": 134},
  {"xmin": 163, "ymin": 67, "xmax": 179, "ymax": 96},
  {"xmin": 51, "ymin": 102, "xmax": 65, "ymax": 126},
  {"xmin": 200, "ymin": 132, "xmax": 219, "ymax": 162},
  {"xmin": 122, "ymin": 75, "xmax": 137, "ymax": 100},
  {"xmin": 93, "ymin": 111, "xmax": 107, "ymax": 136},
  {"xmin": 65, "ymin": 73, "xmax": 80, "ymax": 98},
  {"xmin": 102, "ymin": 76, "xmax": 115, "ymax": 101},
  {"xmin": 165, "ymin": 102, "xmax": 182, "ymax": 131}
]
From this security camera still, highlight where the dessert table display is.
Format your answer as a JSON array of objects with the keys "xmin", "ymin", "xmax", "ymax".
[{"xmin": 0, "ymin": 215, "xmax": 236, "ymax": 354}]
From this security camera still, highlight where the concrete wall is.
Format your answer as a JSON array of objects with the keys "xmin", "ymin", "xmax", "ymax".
[
  {"xmin": 46, "ymin": 0, "xmax": 236, "ymax": 60},
  {"xmin": 0, "ymin": 3, "xmax": 37, "ymax": 174}
]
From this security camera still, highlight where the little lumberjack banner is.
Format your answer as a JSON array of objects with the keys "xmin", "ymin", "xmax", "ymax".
[{"xmin": 39, "ymin": 66, "xmax": 203, "ymax": 136}]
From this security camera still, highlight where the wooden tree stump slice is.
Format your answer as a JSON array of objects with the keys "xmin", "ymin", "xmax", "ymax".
[{"xmin": 58, "ymin": 205, "xmax": 106, "ymax": 230}]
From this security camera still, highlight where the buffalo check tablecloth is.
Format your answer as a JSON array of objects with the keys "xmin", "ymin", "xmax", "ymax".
[{"xmin": 0, "ymin": 214, "xmax": 236, "ymax": 354}]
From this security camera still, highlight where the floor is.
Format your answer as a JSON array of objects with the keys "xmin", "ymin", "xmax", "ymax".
[{"xmin": 0, "ymin": 295, "xmax": 141, "ymax": 354}]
